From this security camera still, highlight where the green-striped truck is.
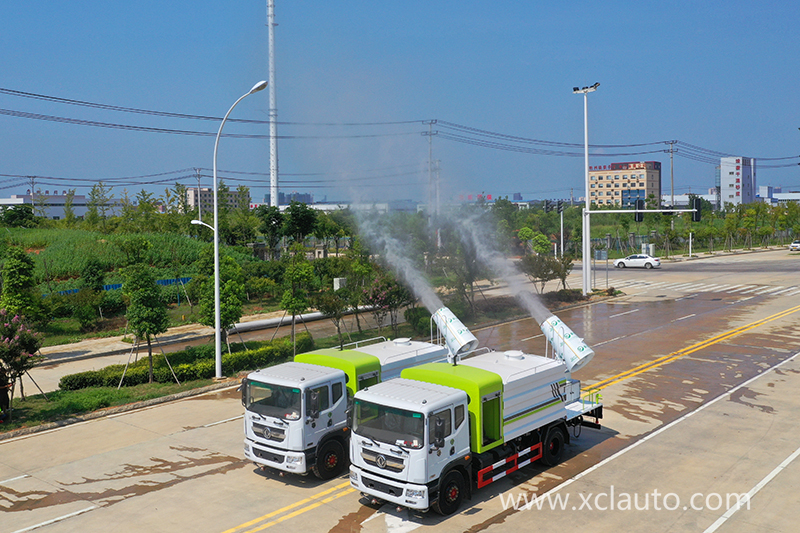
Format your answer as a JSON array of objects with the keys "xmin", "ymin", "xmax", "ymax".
[
  {"xmin": 348, "ymin": 313, "xmax": 603, "ymax": 515},
  {"xmin": 242, "ymin": 336, "xmax": 449, "ymax": 479}
]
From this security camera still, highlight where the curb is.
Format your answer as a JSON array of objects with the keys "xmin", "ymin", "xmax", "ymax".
[{"xmin": 0, "ymin": 378, "xmax": 241, "ymax": 442}]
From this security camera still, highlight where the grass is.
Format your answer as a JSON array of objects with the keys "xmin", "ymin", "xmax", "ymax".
[
  {"xmin": 2, "ymin": 379, "xmax": 216, "ymax": 433},
  {"xmin": 39, "ymin": 299, "xmax": 284, "ymax": 348},
  {"xmin": 2, "ymin": 289, "xmax": 595, "ymax": 437}
]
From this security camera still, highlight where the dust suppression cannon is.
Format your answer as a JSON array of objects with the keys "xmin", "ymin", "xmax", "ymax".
[
  {"xmin": 539, "ymin": 315, "xmax": 595, "ymax": 372},
  {"xmin": 432, "ymin": 307, "xmax": 479, "ymax": 363}
]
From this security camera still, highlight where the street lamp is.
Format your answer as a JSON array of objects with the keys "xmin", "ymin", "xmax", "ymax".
[
  {"xmin": 208, "ymin": 81, "xmax": 268, "ymax": 380},
  {"xmin": 573, "ymin": 82, "xmax": 599, "ymax": 296}
]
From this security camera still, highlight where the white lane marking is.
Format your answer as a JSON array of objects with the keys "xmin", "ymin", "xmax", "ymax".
[
  {"xmin": 720, "ymin": 284, "xmax": 744, "ymax": 291},
  {"xmin": 754, "ymin": 286, "xmax": 785, "ymax": 295},
  {"xmin": 609, "ymin": 309, "xmax": 639, "ymax": 319},
  {"xmin": 674, "ymin": 314, "xmax": 696, "ymax": 322},
  {"xmin": 11, "ymin": 505, "xmax": 97, "ymax": 533},
  {"xmin": 362, "ymin": 508, "xmax": 422, "ymax": 533},
  {"xmin": 203, "ymin": 415, "xmax": 243, "ymax": 428},
  {"xmin": 728, "ymin": 285, "xmax": 758, "ymax": 293},
  {"xmin": 739, "ymin": 286, "xmax": 766, "ymax": 294},
  {"xmin": 526, "ymin": 351, "xmax": 800, "ymax": 520},
  {"xmin": 771, "ymin": 286, "xmax": 798, "ymax": 295},
  {"xmin": 593, "ymin": 335, "xmax": 630, "ymax": 347},
  {"xmin": 0, "ymin": 474, "xmax": 29, "ymax": 485},
  {"xmin": 786, "ymin": 289, "xmax": 800, "ymax": 296},
  {"xmin": 521, "ymin": 333, "xmax": 544, "ymax": 341},
  {"xmin": 703, "ymin": 444, "xmax": 800, "ymax": 533}
]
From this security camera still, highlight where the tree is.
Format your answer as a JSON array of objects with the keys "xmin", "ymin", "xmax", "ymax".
[
  {"xmin": 0, "ymin": 310, "xmax": 43, "ymax": 421},
  {"xmin": 283, "ymin": 201, "xmax": 318, "ymax": 243},
  {"xmin": 0, "ymin": 247, "xmax": 43, "ymax": 324},
  {"xmin": 123, "ymin": 264, "xmax": 170, "ymax": 383},
  {"xmin": 62, "ymin": 189, "xmax": 77, "ymax": 227},
  {"xmin": 254, "ymin": 205, "xmax": 284, "ymax": 259},
  {"xmin": 116, "ymin": 236, "xmax": 152, "ymax": 266},
  {"xmin": 520, "ymin": 253, "xmax": 558, "ymax": 294},
  {"xmin": 314, "ymin": 288, "xmax": 349, "ymax": 349},
  {"xmin": 280, "ymin": 244, "xmax": 316, "ymax": 352},
  {"xmin": 1, "ymin": 204, "xmax": 36, "ymax": 228},
  {"xmin": 87, "ymin": 181, "xmax": 115, "ymax": 232},
  {"xmin": 135, "ymin": 189, "xmax": 160, "ymax": 233},
  {"xmin": 197, "ymin": 246, "xmax": 246, "ymax": 352}
]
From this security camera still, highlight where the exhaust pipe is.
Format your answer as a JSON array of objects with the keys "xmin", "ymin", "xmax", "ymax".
[
  {"xmin": 432, "ymin": 307, "xmax": 479, "ymax": 363},
  {"xmin": 540, "ymin": 315, "xmax": 595, "ymax": 372}
]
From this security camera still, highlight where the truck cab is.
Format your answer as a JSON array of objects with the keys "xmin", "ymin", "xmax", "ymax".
[
  {"xmin": 242, "ymin": 338, "xmax": 450, "ymax": 479},
  {"xmin": 243, "ymin": 362, "xmax": 349, "ymax": 479},
  {"xmin": 349, "ymin": 379, "xmax": 470, "ymax": 512}
]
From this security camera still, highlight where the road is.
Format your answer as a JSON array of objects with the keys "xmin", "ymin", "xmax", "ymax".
[{"xmin": 2, "ymin": 249, "xmax": 799, "ymax": 533}]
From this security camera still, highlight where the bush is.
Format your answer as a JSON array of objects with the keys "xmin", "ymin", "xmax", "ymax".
[
  {"xmin": 404, "ymin": 307, "xmax": 431, "ymax": 335},
  {"xmin": 58, "ymin": 333, "xmax": 316, "ymax": 391}
]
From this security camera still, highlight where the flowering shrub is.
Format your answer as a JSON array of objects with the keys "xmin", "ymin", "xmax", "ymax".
[{"xmin": 0, "ymin": 309, "xmax": 44, "ymax": 419}]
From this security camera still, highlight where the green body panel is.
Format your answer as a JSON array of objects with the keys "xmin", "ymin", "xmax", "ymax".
[
  {"xmin": 401, "ymin": 363, "xmax": 504, "ymax": 453},
  {"xmin": 295, "ymin": 349, "xmax": 381, "ymax": 397}
]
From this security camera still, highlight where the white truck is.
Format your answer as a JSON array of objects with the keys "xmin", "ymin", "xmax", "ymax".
[
  {"xmin": 348, "ymin": 312, "xmax": 603, "ymax": 514},
  {"xmin": 242, "ymin": 332, "xmax": 451, "ymax": 479}
]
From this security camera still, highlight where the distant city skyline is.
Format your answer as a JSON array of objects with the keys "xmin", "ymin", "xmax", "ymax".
[{"xmin": 2, "ymin": 2, "xmax": 798, "ymax": 204}]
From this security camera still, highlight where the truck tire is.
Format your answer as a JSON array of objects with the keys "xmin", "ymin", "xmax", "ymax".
[
  {"xmin": 312, "ymin": 440, "xmax": 345, "ymax": 480},
  {"xmin": 433, "ymin": 470, "xmax": 465, "ymax": 516},
  {"xmin": 541, "ymin": 426, "xmax": 566, "ymax": 467}
]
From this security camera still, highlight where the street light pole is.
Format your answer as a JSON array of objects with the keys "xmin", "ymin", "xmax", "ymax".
[
  {"xmin": 573, "ymin": 82, "xmax": 599, "ymax": 296},
  {"xmin": 211, "ymin": 81, "xmax": 268, "ymax": 379}
]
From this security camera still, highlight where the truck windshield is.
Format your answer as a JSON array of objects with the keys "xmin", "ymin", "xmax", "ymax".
[
  {"xmin": 244, "ymin": 380, "xmax": 302, "ymax": 421},
  {"xmin": 352, "ymin": 399, "xmax": 424, "ymax": 449}
]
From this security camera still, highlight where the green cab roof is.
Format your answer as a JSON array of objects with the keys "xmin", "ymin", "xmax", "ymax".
[{"xmin": 295, "ymin": 349, "xmax": 381, "ymax": 395}]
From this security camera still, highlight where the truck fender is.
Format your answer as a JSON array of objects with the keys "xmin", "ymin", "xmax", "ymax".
[{"xmin": 435, "ymin": 457, "xmax": 472, "ymax": 503}]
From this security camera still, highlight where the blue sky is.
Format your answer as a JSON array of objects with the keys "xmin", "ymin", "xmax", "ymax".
[{"xmin": 1, "ymin": 1, "xmax": 798, "ymax": 204}]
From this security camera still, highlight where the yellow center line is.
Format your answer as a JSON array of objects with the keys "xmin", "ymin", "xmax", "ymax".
[
  {"xmin": 221, "ymin": 481, "xmax": 351, "ymax": 533},
  {"xmin": 242, "ymin": 488, "xmax": 356, "ymax": 533},
  {"xmin": 583, "ymin": 303, "xmax": 800, "ymax": 394}
]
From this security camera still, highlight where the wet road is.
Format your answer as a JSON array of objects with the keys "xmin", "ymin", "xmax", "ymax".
[{"xmin": 2, "ymin": 250, "xmax": 800, "ymax": 533}]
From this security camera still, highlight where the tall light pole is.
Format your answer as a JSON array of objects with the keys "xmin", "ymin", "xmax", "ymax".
[
  {"xmin": 573, "ymin": 82, "xmax": 599, "ymax": 296},
  {"xmin": 210, "ymin": 81, "xmax": 268, "ymax": 379}
]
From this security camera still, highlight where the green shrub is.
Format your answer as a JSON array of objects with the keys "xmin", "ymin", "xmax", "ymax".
[
  {"xmin": 58, "ymin": 332, "xmax": 315, "ymax": 391},
  {"xmin": 404, "ymin": 307, "xmax": 431, "ymax": 335}
]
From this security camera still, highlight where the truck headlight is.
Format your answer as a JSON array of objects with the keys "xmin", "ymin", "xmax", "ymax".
[
  {"xmin": 405, "ymin": 488, "xmax": 425, "ymax": 499},
  {"xmin": 286, "ymin": 456, "xmax": 303, "ymax": 464},
  {"xmin": 244, "ymin": 443, "xmax": 250, "ymax": 453},
  {"xmin": 350, "ymin": 471, "xmax": 359, "ymax": 483}
]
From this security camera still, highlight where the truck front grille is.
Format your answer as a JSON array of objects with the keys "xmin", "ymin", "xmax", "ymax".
[
  {"xmin": 252, "ymin": 422, "xmax": 286, "ymax": 443},
  {"xmin": 361, "ymin": 449, "xmax": 405, "ymax": 473}
]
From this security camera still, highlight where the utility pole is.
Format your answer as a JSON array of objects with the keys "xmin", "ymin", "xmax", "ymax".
[
  {"xmin": 28, "ymin": 176, "xmax": 36, "ymax": 215},
  {"xmin": 423, "ymin": 121, "xmax": 438, "ymax": 245},
  {"xmin": 669, "ymin": 140, "xmax": 676, "ymax": 208},
  {"xmin": 194, "ymin": 168, "xmax": 202, "ymax": 221},
  {"xmin": 267, "ymin": 1, "xmax": 279, "ymax": 207}
]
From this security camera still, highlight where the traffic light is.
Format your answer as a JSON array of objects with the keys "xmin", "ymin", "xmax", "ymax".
[
  {"xmin": 543, "ymin": 200, "xmax": 551, "ymax": 212},
  {"xmin": 634, "ymin": 199, "xmax": 644, "ymax": 222},
  {"xmin": 692, "ymin": 197, "xmax": 702, "ymax": 222},
  {"xmin": 557, "ymin": 200, "xmax": 564, "ymax": 213}
]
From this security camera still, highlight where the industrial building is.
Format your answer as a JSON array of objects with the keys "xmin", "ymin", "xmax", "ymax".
[{"xmin": 719, "ymin": 157, "xmax": 756, "ymax": 206}]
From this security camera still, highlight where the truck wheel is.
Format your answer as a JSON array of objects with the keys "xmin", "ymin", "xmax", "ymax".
[
  {"xmin": 541, "ymin": 426, "xmax": 566, "ymax": 466},
  {"xmin": 434, "ymin": 470, "xmax": 464, "ymax": 516},
  {"xmin": 312, "ymin": 440, "xmax": 345, "ymax": 480}
]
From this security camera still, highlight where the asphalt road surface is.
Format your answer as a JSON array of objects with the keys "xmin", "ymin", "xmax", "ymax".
[{"xmin": 2, "ymin": 249, "xmax": 799, "ymax": 533}]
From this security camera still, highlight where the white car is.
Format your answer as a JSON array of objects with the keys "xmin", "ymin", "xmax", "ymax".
[
  {"xmin": 614, "ymin": 254, "xmax": 661, "ymax": 269},
  {"xmin": 790, "ymin": 240, "xmax": 800, "ymax": 251}
]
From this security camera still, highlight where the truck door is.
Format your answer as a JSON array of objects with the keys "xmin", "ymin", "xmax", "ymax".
[
  {"xmin": 305, "ymin": 382, "xmax": 346, "ymax": 448},
  {"xmin": 428, "ymin": 407, "xmax": 454, "ymax": 480}
]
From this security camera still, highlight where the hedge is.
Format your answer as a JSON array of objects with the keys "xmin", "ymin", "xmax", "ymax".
[{"xmin": 58, "ymin": 333, "xmax": 315, "ymax": 391}]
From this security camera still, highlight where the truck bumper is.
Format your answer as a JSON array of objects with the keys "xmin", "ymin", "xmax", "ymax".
[
  {"xmin": 350, "ymin": 466, "xmax": 430, "ymax": 510},
  {"xmin": 244, "ymin": 438, "xmax": 308, "ymax": 474}
]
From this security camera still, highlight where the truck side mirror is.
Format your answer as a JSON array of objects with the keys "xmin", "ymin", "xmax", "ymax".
[
  {"xmin": 309, "ymin": 390, "xmax": 320, "ymax": 419},
  {"xmin": 433, "ymin": 417, "xmax": 445, "ymax": 448}
]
